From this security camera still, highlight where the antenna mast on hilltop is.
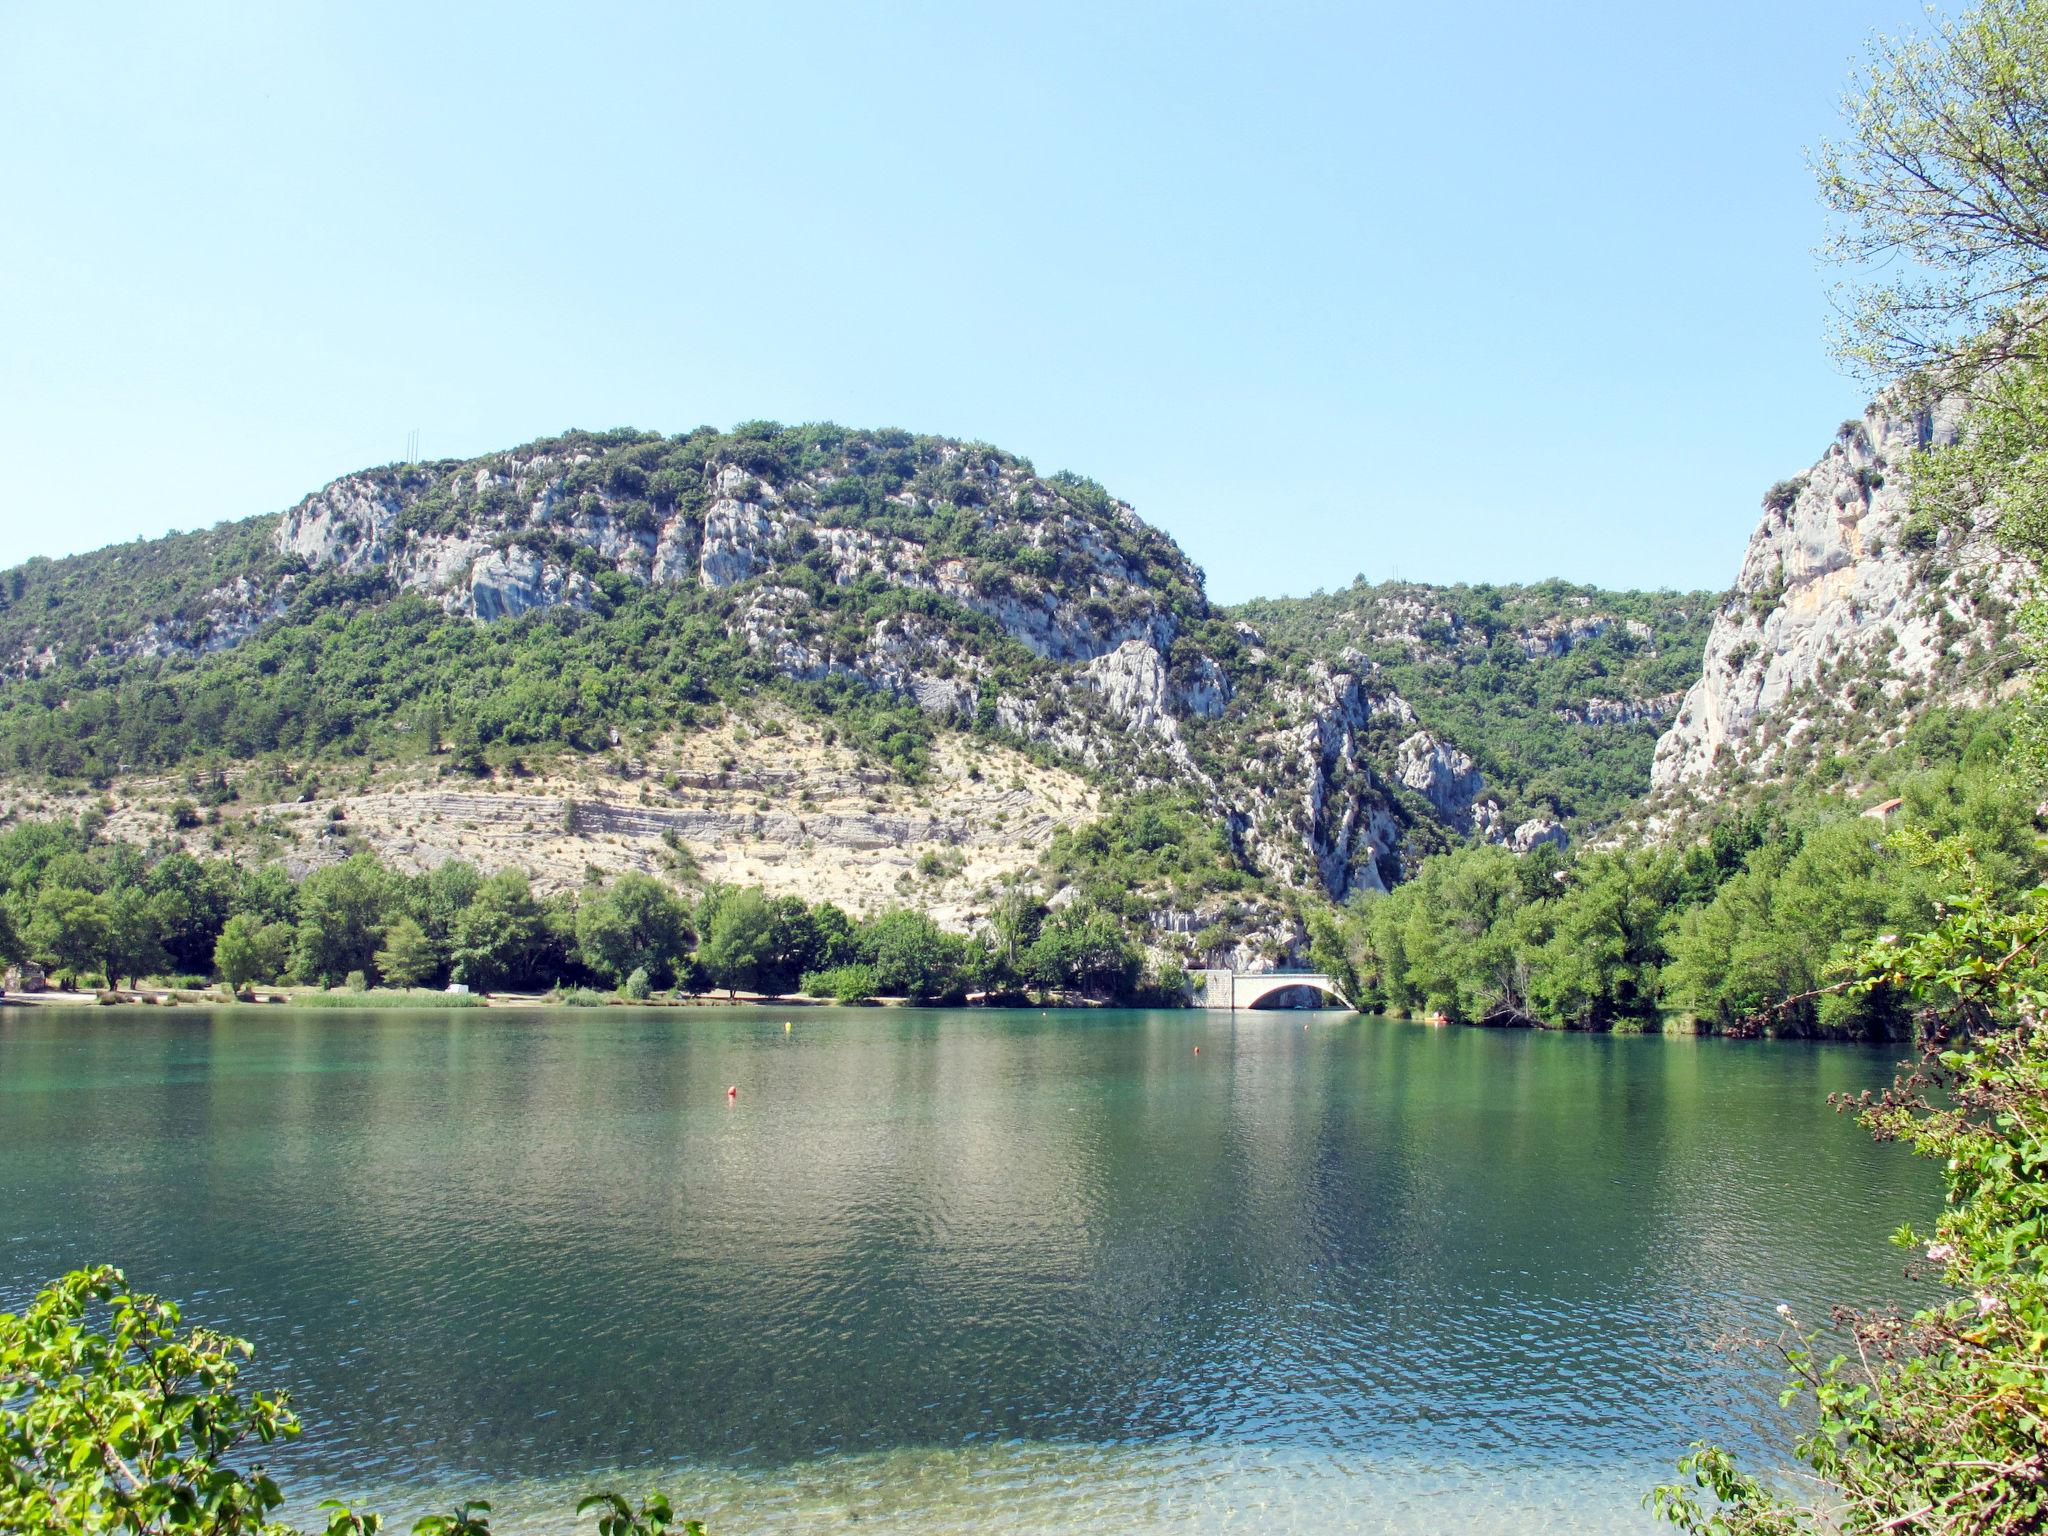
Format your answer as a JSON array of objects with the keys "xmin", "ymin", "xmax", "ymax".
[{"xmin": 405, "ymin": 427, "xmax": 420, "ymax": 464}]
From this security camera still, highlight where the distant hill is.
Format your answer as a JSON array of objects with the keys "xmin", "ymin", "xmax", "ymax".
[
  {"xmin": 0, "ymin": 419, "xmax": 1793, "ymax": 962},
  {"xmin": 1237, "ymin": 578, "xmax": 1715, "ymax": 834}
]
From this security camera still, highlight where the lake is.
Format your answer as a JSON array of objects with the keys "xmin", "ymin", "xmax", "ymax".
[{"xmin": 0, "ymin": 1007, "xmax": 1935, "ymax": 1534}]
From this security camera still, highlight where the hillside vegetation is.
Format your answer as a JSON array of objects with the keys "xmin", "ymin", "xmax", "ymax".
[
  {"xmin": 0, "ymin": 423, "xmax": 1724, "ymax": 965},
  {"xmin": 1239, "ymin": 577, "xmax": 1714, "ymax": 829}
]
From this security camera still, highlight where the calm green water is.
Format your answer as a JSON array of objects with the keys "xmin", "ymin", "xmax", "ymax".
[{"xmin": 0, "ymin": 1008, "xmax": 1934, "ymax": 1533}]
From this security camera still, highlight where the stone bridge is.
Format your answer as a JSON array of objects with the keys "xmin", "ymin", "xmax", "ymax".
[{"xmin": 1191, "ymin": 969, "xmax": 1354, "ymax": 1010}]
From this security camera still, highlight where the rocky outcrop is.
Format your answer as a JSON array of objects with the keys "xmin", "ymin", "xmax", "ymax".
[
  {"xmin": 1555, "ymin": 692, "xmax": 1684, "ymax": 727},
  {"xmin": 460, "ymin": 547, "xmax": 596, "ymax": 622},
  {"xmin": 733, "ymin": 589, "xmax": 982, "ymax": 720},
  {"xmin": 1396, "ymin": 729, "xmax": 1483, "ymax": 828},
  {"xmin": 1234, "ymin": 660, "xmax": 1406, "ymax": 898},
  {"xmin": 1510, "ymin": 816, "xmax": 1569, "ymax": 854},
  {"xmin": 1, "ymin": 421, "xmax": 1615, "ymax": 909},
  {"xmin": 272, "ymin": 437, "xmax": 1194, "ymax": 670},
  {"xmin": 1653, "ymin": 395, "xmax": 2025, "ymax": 791}
]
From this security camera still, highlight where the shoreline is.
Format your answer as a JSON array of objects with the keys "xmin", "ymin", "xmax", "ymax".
[
  {"xmin": 0, "ymin": 986, "xmax": 1910, "ymax": 1042},
  {"xmin": 0, "ymin": 985, "xmax": 1122, "ymax": 1012}
]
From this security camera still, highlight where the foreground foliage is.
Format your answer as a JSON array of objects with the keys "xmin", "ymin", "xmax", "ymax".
[
  {"xmin": 1652, "ymin": 4, "xmax": 2048, "ymax": 1523},
  {"xmin": 1654, "ymin": 857, "xmax": 2048, "ymax": 1534},
  {"xmin": 0, "ymin": 1266, "xmax": 701, "ymax": 1535}
]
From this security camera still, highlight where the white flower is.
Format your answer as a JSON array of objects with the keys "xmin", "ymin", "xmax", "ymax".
[
  {"xmin": 1976, "ymin": 1291, "xmax": 2004, "ymax": 1316},
  {"xmin": 1775, "ymin": 1303, "xmax": 1795, "ymax": 1320}
]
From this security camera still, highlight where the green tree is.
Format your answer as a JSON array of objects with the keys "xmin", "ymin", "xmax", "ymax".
[
  {"xmin": 293, "ymin": 856, "xmax": 396, "ymax": 988},
  {"xmin": 1665, "ymin": 822, "xmax": 1919, "ymax": 1036},
  {"xmin": 695, "ymin": 886, "xmax": 776, "ymax": 997},
  {"xmin": 762, "ymin": 896, "xmax": 822, "ymax": 995},
  {"xmin": 575, "ymin": 873, "xmax": 691, "ymax": 988},
  {"xmin": 1527, "ymin": 849, "xmax": 1678, "ymax": 1029},
  {"xmin": 0, "ymin": 1265, "xmax": 704, "ymax": 1536},
  {"xmin": 1023, "ymin": 904, "xmax": 1141, "ymax": 998},
  {"xmin": 987, "ymin": 877, "xmax": 1044, "ymax": 984},
  {"xmin": 1817, "ymin": 0, "xmax": 2048, "ymax": 382},
  {"xmin": 101, "ymin": 885, "xmax": 169, "ymax": 988},
  {"xmin": 416, "ymin": 860, "xmax": 483, "ymax": 952},
  {"xmin": 214, "ymin": 913, "xmax": 293, "ymax": 989},
  {"xmin": 373, "ymin": 916, "xmax": 440, "ymax": 990},
  {"xmin": 229, "ymin": 864, "xmax": 299, "ymax": 930},
  {"xmin": 26, "ymin": 886, "xmax": 107, "ymax": 983},
  {"xmin": 807, "ymin": 903, "xmax": 861, "ymax": 969},
  {"xmin": 0, "ymin": 1266, "xmax": 300, "ymax": 1536},
  {"xmin": 449, "ymin": 871, "xmax": 549, "ymax": 992},
  {"xmin": 865, "ymin": 908, "xmax": 964, "ymax": 1002},
  {"xmin": 142, "ymin": 852, "xmax": 231, "ymax": 976}
]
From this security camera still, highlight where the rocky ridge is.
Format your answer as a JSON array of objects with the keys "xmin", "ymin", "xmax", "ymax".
[
  {"xmin": 0, "ymin": 420, "xmax": 1754, "ymax": 930},
  {"xmin": 1651, "ymin": 394, "xmax": 2026, "ymax": 795},
  {"xmin": 0, "ymin": 425, "xmax": 1448, "ymax": 904}
]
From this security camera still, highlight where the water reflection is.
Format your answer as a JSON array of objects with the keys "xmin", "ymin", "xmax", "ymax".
[{"xmin": 0, "ymin": 1009, "xmax": 1932, "ymax": 1533}]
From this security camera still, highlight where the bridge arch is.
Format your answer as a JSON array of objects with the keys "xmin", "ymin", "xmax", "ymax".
[{"xmin": 1238, "ymin": 974, "xmax": 1353, "ymax": 1011}]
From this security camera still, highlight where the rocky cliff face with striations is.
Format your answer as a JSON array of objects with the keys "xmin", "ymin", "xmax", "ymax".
[
  {"xmin": 1652, "ymin": 394, "xmax": 2026, "ymax": 795},
  {"xmin": 0, "ymin": 424, "xmax": 1443, "ymax": 904}
]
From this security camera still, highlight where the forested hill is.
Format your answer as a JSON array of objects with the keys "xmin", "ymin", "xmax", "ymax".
[
  {"xmin": 0, "ymin": 421, "xmax": 1716, "ymax": 944},
  {"xmin": 1236, "ymin": 580, "xmax": 1716, "ymax": 832}
]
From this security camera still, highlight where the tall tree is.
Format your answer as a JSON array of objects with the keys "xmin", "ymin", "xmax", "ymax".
[
  {"xmin": 1819, "ymin": 0, "xmax": 2048, "ymax": 383},
  {"xmin": 293, "ymin": 855, "xmax": 395, "ymax": 987},
  {"xmin": 575, "ymin": 874, "xmax": 691, "ymax": 988},
  {"xmin": 101, "ymin": 885, "xmax": 168, "ymax": 989},
  {"xmin": 26, "ymin": 886, "xmax": 106, "ymax": 982},
  {"xmin": 374, "ymin": 916, "xmax": 441, "ymax": 990},
  {"xmin": 450, "ymin": 871, "xmax": 549, "ymax": 992},
  {"xmin": 214, "ymin": 913, "xmax": 293, "ymax": 990},
  {"xmin": 695, "ymin": 886, "xmax": 776, "ymax": 997}
]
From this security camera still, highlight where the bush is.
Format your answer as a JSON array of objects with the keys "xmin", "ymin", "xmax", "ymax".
[
  {"xmin": 620, "ymin": 966, "xmax": 652, "ymax": 1001},
  {"xmin": 800, "ymin": 963, "xmax": 879, "ymax": 1003},
  {"xmin": 0, "ymin": 1265, "xmax": 701, "ymax": 1536},
  {"xmin": 1656, "ymin": 862, "xmax": 2048, "ymax": 1532}
]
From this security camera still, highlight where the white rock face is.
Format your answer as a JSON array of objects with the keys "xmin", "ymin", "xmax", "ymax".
[
  {"xmin": 275, "ymin": 478, "xmax": 405, "ymax": 573},
  {"xmin": 1175, "ymin": 654, "xmax": 1232, "ymax": 719},
  {"xmin": 1510, "ymin": 817, "xmax": 1569, "ymax": 854},
  {"xmin": 458, "ymin": 546, "xmax": 596, "ymax": 622},
  {"xmin": 698, "ymin": 493, "xmax": 782, "ymax": 587},
  {"xmin": 1233, "ymin": 661, "xmax": 1404, "ymax": 899},
  {"xmin": 1517, "ymin": 614, "xmax": 1610, "ymax": 658},
  {"xmin": 1652, "ymin": 394, "xmax": 2025, "ymax": 790},
  {"xmin": 733, "ymin": 587, "xmax": 982, "ymax": 720},
  {"xmin": 1083, "ymin": 640, "xmax": 1175, "ymax": 736},
  {"xmin": 1396, "ymin": 730, "xmax": 1483, "ymax": 827}
]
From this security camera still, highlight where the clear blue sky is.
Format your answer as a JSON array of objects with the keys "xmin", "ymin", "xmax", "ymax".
[{"xmin": 0, "ymin": 0, "xmax": 1948, "ymax": 603}]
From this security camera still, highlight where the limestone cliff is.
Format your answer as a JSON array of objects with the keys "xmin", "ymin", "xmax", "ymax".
[
  {"xmin": 0, "ymin": 425, "xmax": 1428, "ymax": 905},
  {"xmin": 1652, "ymin": 395, "xmax": 2025, "ymax": 796}
]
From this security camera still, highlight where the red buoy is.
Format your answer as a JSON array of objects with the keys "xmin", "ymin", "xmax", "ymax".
[
  {"xmin": 726, "ymin": 1084, "xmax": 738, "ymax": 1100},
  {"xmin": 1193, "ymin": 1047, "xmax": 1200, "ymax": 1055}
]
